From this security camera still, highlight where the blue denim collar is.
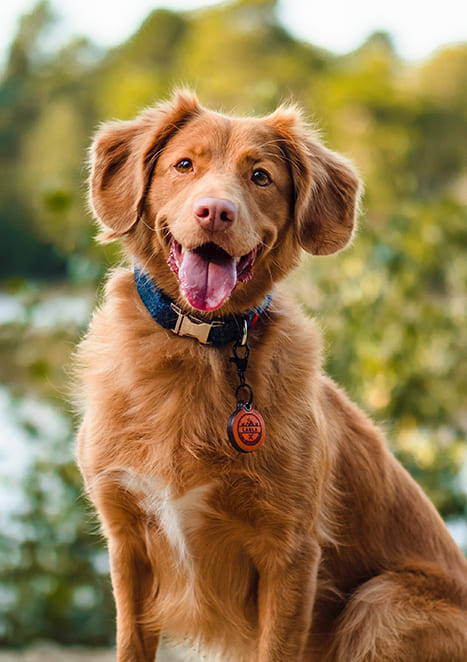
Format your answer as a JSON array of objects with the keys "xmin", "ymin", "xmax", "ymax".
[{"xmin": 134, "ymin": 265, "xmax": 272, "ymax": 346}]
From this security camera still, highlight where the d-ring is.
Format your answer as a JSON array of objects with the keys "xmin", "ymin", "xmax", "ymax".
[
  {"xmin": 235, "ymin": 383, "xmax": 253, "ymax": 405},
  {"xmin": 240, "ymin": 319, "xmax": 248, "ymax": 346}
]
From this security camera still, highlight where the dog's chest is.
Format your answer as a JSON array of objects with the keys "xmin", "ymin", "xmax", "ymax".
[{"xmin": 119, "ymin": 469, "xmax": 213, "ymax": 566}]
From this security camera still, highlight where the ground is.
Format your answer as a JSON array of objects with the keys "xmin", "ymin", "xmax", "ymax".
[{"xmin": 0, "ymin": 642, "xmax": 195, "ymax": 661}]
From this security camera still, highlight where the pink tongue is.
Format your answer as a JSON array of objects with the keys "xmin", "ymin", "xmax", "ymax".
[{"xmin": 178, "ymin": 250, "xmax": 237, "ymax": 311}]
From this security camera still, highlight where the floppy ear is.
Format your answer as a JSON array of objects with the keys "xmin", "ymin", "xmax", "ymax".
[
  {"xmin": 266, "ymin": 106, "xmax": 362, "ymax": 255},
  {"xmin": 90, "ymin": 91, "xmax": 201, "ymax": 242}
]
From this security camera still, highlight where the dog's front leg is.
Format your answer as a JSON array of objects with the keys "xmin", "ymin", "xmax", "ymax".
[
  {"xmin": 257, "ymin": 539, "xmax": 320, "ymax": 661},
  {"xmin": 108, "ymin": 537, "xmax": 160, "ymax": 662},
  {"xmin": 88, "ymin": 476, "xmax": 161, "ymax": 662}
]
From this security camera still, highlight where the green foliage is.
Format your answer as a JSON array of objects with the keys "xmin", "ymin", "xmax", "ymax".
[
  {"xmin": 1, "ymin": 456, "xmax": 114, "ymax": 645},
  {"xmin": 0, "ymin": 0, "xmax": 465, "ymax": 647}
]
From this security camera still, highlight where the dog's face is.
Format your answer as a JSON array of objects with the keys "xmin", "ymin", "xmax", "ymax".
[{"xmin": 90, "ymin": 92, "xmax": 361, "ymax": 314}]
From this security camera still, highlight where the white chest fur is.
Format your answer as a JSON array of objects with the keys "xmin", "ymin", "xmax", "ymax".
[{"xmin": 117, "ymin": 469, "xmax": 213, "ymax": 569}]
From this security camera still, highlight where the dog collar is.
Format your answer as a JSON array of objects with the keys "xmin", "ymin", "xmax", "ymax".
[{"xmin": 134, "ymin": 266, "xmax": 272, "ymax": 346}]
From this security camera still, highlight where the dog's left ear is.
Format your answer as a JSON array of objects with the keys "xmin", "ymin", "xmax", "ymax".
[{"xmin": 266, "ymin": 106, "xmax": 362, "ymax": 255}]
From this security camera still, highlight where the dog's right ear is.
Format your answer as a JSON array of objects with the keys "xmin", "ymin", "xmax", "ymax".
[{"xmin": 90, "ymin": 91, "xmax": 201, "ymax": 242}]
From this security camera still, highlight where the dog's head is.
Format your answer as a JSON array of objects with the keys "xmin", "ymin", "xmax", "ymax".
[{"xmin": 90, "ymin": 91, "xmax": 361, "ymax": 314}]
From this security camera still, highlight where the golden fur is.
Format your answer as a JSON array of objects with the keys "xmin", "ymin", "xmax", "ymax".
[{"xmin": 76, "ymin": 91, "xmax": 467, "ymax": 661}]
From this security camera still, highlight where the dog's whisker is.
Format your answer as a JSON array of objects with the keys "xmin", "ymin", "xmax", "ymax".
[
  {"xmin": 138, "ymin": 246, "xmax": 161, "ymax": 276},
  {"xmin": 140, "ymin": 218, "xmax": 157, "ymax": 233}
]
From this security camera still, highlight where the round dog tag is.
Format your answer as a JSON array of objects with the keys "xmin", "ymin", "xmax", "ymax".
[{"xmin": 227, "ymin": 403, "xmax": 265, "ymax": 453}]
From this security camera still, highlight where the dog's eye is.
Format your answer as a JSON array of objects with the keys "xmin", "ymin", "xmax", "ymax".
[
  {"xmin": 251, "ymin": 169, "xmax": 272, "ymax": 187},
  {"xmin": 174, "ymin": 159, "xmax": 193, "ymax": 173}
]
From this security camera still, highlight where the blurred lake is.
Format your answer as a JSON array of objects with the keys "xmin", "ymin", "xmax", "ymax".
[
  {"xmin": 0, "ymin": 282, "xmax": 113, "ymax": 646},
  {"xmin": 0, "ymin": 284, "xmax": 93, "ymax": 524}
]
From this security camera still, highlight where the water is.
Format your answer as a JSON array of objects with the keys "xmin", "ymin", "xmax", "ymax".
[
  {"xmin": 0, "ymin": 290, "xmax": 93, "ymax": 329},
  {"xmin": 0, "ymin": 286, "xmax": 92, "ymax": 557},
  {"xmin": 0, "ymin": 386, "xmax": 72, "ymax": 529}
]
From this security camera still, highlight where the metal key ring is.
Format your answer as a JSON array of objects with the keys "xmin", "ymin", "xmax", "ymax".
[{"xmin": 235, "ymin": 383, "xmax": 253, "ymax": 407}]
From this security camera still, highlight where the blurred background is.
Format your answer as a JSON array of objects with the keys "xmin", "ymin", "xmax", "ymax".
[{"xmin": 0, "ymin": 0, "xmax": 466, "ymax": 655}]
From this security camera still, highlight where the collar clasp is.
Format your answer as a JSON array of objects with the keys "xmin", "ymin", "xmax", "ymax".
[{"xmin": 170, "ymin": 304, "xmax": 222, "ymax": 344}]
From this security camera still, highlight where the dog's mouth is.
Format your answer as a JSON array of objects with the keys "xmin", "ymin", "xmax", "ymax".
[{"xmin": 168, "ymin": 240, "xmax": 260, "ymax": 312}]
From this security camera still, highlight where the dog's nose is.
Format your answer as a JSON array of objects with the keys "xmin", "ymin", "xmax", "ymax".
[{"xmin": 194, "ymin": 197, "xmax": 237, "ymax": 231}]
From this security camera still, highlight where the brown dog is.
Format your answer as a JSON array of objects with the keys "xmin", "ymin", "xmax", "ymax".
[{"xmin": 76, "ymin": 91, "xmax": 467, "ymax": 661}]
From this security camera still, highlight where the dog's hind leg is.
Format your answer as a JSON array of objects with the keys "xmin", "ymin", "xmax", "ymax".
[
  {"xmin": 327, "ymin": 563, "xmax": 467, "ymax": 662},
  {"xmin": 256, "ymin": 538, "xmax": 321, "ymax": 661}
]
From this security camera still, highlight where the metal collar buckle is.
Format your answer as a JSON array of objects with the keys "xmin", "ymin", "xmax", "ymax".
[{"xmin": 170, "ymin": 304, "xmax": 222, "ymax": 344}]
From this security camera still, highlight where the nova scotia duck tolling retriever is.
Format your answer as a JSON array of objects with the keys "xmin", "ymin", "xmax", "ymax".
[{"xmin": 76, "ymin": 91, "xmax": 467, "ymax": 661}]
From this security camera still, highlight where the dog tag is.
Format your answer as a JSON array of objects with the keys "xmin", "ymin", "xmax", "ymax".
[{"xmin": 227, "ymin": 403, "xmax": 265, "ymax": 453}]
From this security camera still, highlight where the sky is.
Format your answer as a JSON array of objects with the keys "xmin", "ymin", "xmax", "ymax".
[{"xmin": 1, "ymin": 0, "xmax": 466, "ymax": 68}]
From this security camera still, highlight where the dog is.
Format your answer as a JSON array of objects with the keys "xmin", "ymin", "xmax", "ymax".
[{"xmin": 76, "ymin": 91, "xmax": 467, "ymax": 661}]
